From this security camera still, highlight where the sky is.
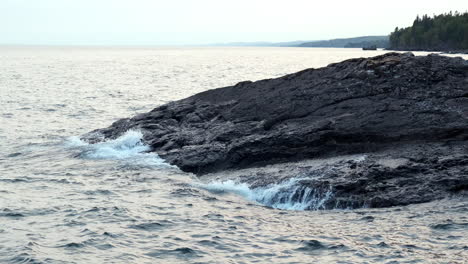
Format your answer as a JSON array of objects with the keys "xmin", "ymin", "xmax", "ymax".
[{"xmin": 1, "ymin": 0, "xmax": 467, "ymax": 45}]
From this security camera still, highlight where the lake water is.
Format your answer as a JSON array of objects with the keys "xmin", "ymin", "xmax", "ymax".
[{"xmin": 1, "ymin": 46, "xmax": 467, "ymax": 263}]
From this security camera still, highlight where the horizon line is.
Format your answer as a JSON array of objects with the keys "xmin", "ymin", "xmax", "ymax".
[{"xmin": 0, "ymin": 34, "xmax": 390, "ymax": 48}]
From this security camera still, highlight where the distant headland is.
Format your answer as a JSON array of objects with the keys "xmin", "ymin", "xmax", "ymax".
[
  {"xmin": 211, "ymin": 36, "xmax": 389, "ymax": 49},
  {"xmin": 211, "ymin": 12, "xmax": 468, "ymax": 54}
]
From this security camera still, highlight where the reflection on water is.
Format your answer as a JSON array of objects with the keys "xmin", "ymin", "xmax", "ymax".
[{"xmin": 0, "ymin": 46, "xmax": 467, "ymax": 263}]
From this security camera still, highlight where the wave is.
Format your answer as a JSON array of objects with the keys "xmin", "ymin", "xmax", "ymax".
[
  {"xmin": 66, "ymin": 130, "xmax": 176, "ymax": 169},
  {"xmin": 196, "ymin": 177, "xmax": 333, "ymax": 210}
]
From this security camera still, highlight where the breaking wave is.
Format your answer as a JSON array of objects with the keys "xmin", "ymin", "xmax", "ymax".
[
  {"xmin": 66, "ymin": 130, "xmax": 175, "ymax": 169},
  {"xmin": 196, "ymin": 178, "xmax": 333, "ymax": 210}
]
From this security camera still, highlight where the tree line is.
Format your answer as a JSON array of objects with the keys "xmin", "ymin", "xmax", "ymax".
[{"xmin": 389, "ymin": 12, "xmax": 468, "ymax": 51}]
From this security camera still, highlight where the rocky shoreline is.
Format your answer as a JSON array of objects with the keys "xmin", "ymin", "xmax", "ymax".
[
  {"xmin": 387, "ymin": 48, "xmax": 468, "ymax": 55},
  {"xmin": 84, "ymin": 52, "xmax": 468, "ymax": 208}
]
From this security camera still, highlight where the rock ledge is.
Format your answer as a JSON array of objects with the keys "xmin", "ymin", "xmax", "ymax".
[{"xmin": 85, "ymin": 52, "xmax": 468, "ymax": 208}]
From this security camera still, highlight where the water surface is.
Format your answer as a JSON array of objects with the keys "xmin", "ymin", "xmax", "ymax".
[{"xmin": 1, "ymin": 46, "xmax": 467, "ymax": 263}]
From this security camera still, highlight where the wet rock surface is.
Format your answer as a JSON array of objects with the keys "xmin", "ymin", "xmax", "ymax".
[
  {"xmin": 203, "ymin": 145, "xmax": 468, "ymax": 209},
  {"xmin": 85, "ymin": 52, "xmax": 468, "ymax": 208}
]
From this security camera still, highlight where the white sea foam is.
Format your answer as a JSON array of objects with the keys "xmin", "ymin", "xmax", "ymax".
[
  {"xmin": 196, "ymin": 178, "xmax": 333, "ymax": 210},
  {"xmin": 66, "ymin": 136, "xmax": 89, "ymax": 147},
  {"xmin": 66, "ymin": 130, "xmax": 175, "ymax": 169}
]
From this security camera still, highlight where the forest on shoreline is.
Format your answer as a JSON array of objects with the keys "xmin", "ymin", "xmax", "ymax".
[{"xmin": 389, "ymin": 12, "xmax": 468, "ymax": 51}]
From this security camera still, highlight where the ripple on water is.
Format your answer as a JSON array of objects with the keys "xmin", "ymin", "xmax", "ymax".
[
  {"xmin": 0, "ymin": 207, "xmax": 58, "ymax": 218},
  {"xmin": 430, "ymin": 221, "xmax": 468, "ymax": 230},
  {"xmin": 360, "ymin": 216, "xmax": 375, "ymax": 222},
  {"xmin": 83, "ymin": 189, "xmax": 115, "ymax": 196},
  {"xmin": 59, "ymin": 242, "xmax": 86, "ymax": 249},
  {"xmin": 102, "ymin": 231, "xmax": 119, "ymax": 238},
  {"xmin": 146, "ymin": 247, "xmax": 200, "ymax": 259},
  {"xmin": 6, "ymin": 152, "xmax": 22, "ymax": 158},
  {"xmin": 375, "ymin": 242, "xmax": 390, "ymax": 248},
  {"xmin": 0, "ymin": 178, "xmax": 29, "ymax": 183},
  {"xmin": 170, "ymin": 186, "xmax": 203, "ymax": 197},
  {"xmin": 0, "ymin": 212, "xmax": 25, "ymax": 218},
  {"xmin": 128, "ymin": 222, "xmax": 166, "ymax": 231},
  {"xmin": 9, "ymin": 253, "xmax": 43, "ymax": 264},
  {"xmin": 296, "ymin": 240, "xmax": 347, "ymax": 252}
]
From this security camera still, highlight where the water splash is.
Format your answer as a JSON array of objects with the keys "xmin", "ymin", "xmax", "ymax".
[
  {"xmin": 66, "ymin": 130, "xmax": 176, "ymax": 169},
  {"xmin": 196, "ymin": 178, "xmax": 333, "ymax": 210}
]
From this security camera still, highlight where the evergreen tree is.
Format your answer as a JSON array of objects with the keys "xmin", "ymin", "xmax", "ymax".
[{"xmin": 389, "ymin": 12, "xmax": 468, "ymax": 51}]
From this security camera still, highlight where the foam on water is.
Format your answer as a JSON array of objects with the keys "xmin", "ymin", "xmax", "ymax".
[
  {"xmin": 66, "ymin": 130, "xmax": 176, "ymax": 169},
  {"xmin": 197, "ymin": 178, "xmax": 333, "ymax": 210}
]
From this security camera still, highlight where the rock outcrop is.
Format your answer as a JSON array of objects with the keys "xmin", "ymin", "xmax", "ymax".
[{"xmin": 84, "ymin": 52, "xmax": 468, "ymax": 208}]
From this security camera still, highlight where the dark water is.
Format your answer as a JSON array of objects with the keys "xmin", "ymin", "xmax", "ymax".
[{"xmin": 1, "ymin": 46, "xmax": 467, "ymax": 263}]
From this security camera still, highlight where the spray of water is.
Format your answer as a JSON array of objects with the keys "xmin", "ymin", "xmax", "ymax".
[
  {"xmin": 66, "ymin": 130, "xmax": 175, "ymax": 169},
  {"xmin": 196, "ymin": 178, "xmax": 333, "ymax": 210}
]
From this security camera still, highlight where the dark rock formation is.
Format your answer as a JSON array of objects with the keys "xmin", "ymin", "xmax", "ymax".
[
  {"xmin": 84, "ymin": 52, "xmax": 468, "ymax": 208},
  {"xmin": 211, "ymin": 145, "xmax": 468, "ymax": 209},
  {"xmin": 443, "ymin": 50, "xmax": 468, "ymax": 55}
]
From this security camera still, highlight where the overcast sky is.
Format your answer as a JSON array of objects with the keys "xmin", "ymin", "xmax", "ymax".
[{"xmin": 1, "ymin": 0, "xmax": 467, "ymax": 45}]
